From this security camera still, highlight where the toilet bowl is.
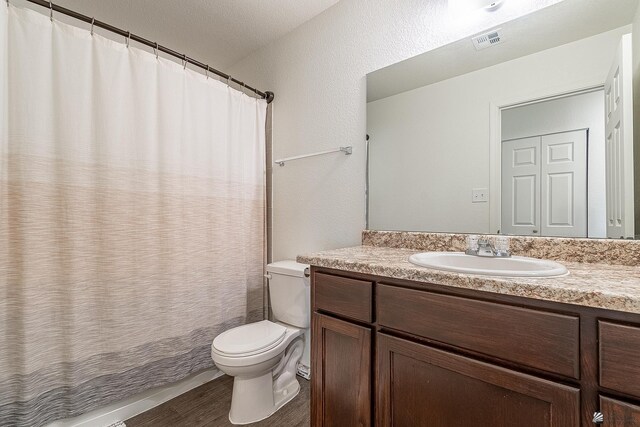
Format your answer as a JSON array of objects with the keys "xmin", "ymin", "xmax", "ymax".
[
  {"xmin": 211, "ymin": 261, "xmax": 310, "ymax": 425},
  {"xmin": 211, "ymin": 320, "xmax": 304, "ymax": 424}
]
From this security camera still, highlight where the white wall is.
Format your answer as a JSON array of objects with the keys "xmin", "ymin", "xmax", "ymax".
[
  {"xmin": 228, "ymin": 0, "xmax": 564, "ymax": 260},
  {"xmin": 366, "ymin": 27, "xmax": 627, "ymax": 234},
  {"xmin": 502, "ymin": 90, "xmax": 606, "ymax": 238}
]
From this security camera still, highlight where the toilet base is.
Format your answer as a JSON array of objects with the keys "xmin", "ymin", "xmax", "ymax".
[
  {"xmin": 226, "ymin": 339, "xmax": 305, "ymax": 425},
  {"xmin": 228, "ymin": 371, "xmax": 300, "ymax": 425},
  {"xmin": 274, "ymin": 375, "xmax": 301, "ymax": 412}
]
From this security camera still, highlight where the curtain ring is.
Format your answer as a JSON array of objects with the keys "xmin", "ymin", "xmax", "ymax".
[
  {"xmin": 154, "ymin": 42, "xmax": 159, "ymax": 59},
  {"xmin": 49, "ymin": 0, "xmax": 53, "ymax": 21},
  {"xmin": 90, "ymin": 17, "xmax": 95, "ymax": 36},
  {"xmin": 226, "ymin": 76, "xmax": 231, "ymax": 87},
  {"xmin": 126, "ymin": 31, "xmax": 131, "ymax": 48},
  {"xmin": 205, "ymin": 66, "xmax": 209, "ymax": 79},
  {"xmin": 183, "ymin": 54, "xmax": 187, "ymax": 70}
]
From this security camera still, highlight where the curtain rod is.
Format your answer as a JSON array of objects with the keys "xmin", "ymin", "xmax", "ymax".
[{"xmin": 21, "ymin": 0, "xmax": 274, "ymax": 104}]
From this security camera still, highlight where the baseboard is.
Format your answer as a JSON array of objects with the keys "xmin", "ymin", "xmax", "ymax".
[{"xmin": 46, "ymin": 368, "xmax": 223, "ymax": 427}]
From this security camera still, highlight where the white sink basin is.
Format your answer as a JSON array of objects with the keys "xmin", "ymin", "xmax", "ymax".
[{"xmin": 408, "ymin": 252, "xmax": 568, "ymax": 277}]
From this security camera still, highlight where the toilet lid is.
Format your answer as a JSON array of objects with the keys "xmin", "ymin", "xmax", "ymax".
[{"xmin": 212, "ymin": 320, "xmax": 287, "ymax": 357}]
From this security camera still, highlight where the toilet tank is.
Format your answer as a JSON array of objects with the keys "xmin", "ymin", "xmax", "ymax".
[{"xmin": 266, "ymin": 260, "xmax": 310, "ymax": 328}]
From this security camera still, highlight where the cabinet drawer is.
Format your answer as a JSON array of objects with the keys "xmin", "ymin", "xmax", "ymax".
[
  {"xmin": 377, "ymin": 284, "xmax": 580, "ymax": 378},
  {"xmin": 599, "ymin": 321, "xmax": 640, "ymax": 397},
  {"xmin": 313, "ymin": 272, "xmax": 373, "ymax": 323}
]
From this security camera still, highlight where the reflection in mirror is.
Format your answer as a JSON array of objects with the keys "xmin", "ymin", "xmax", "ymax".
[
  {"xmin": 500, "ymin": 91, "xmax": 603, "ymax": 238},
  {"xmin": 366, "ymin": 0, "xmax": 640, "ymax": 239}
]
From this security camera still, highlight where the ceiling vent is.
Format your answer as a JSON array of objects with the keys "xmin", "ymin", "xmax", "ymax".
[{"xmin": 472, "ymin": 28, "xmax": 504, "ymax": 50}]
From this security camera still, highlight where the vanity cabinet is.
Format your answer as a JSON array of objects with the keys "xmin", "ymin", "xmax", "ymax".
[{"xmin": 310, "ymin": 267, "xmax": 640, "ymax": 427}]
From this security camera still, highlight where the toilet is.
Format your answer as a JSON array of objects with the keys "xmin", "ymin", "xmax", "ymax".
[{"xmin": 211, "ymin": 260, "xmax": 310, "ymax": 425}]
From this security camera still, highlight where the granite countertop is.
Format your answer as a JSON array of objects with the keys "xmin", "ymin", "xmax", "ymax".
[{"xmin": 297, "ymin": 245, "xmax": 640, "ymax": 314}]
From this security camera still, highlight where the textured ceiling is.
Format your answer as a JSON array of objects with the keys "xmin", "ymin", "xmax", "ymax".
[
  {"xmin": 18, "ymin": 0, "xmax": 340, "ymax": 70},
  {"xmin": 367, "ymin": 0, "xmax": 640, "ymax": 101}
]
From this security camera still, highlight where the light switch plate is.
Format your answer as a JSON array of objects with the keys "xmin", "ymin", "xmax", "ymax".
[{"xmin": 472, "ymin": 188, "xmax": 489, "ymax": 203}]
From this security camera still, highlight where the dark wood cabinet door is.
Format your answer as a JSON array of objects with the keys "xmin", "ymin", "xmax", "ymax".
[
  {"xmin": 599, "ymin": 396, "xmax": 640, "ymax": 426},
  {"xmin": 376, "ymin": 333, "xmax": 579, "ymax": 427},
  {"xmin": 312, "ymin": 313, "xmax": 371, "ymax": 427}
]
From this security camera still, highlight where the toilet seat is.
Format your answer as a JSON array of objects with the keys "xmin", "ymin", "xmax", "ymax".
[
  {"xmin": 211, "ymin": 321, "xmax": 302, "ymax": 368},
  {"xmin": 212, "ymin": 320, "xmax": 287, "ymax": 357}
]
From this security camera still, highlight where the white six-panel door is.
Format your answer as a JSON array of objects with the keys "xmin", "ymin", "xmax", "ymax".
[
  {"xmin": 605, "ymin": 34, "xmax": 634, "ymax": 239},
  {"xmin": 540, "ymin": 131, "xmax": 587, "ymax": 237},
  {"xmin": 501, "ymin": 136, "xmax": 541, "ymax": 236},
  {"xmin": 502, "ymin": 130, "xmax": 587, "ymax": 237}
]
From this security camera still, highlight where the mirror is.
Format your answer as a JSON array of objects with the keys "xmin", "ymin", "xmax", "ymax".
[{"xmin": 366, "ymin": 0, "xmax": 640, "ymax": 239}]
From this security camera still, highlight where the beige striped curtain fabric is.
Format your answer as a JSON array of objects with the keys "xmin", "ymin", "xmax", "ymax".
[{"xmin": 0, "ymin": 5, "xmax": 267, "ymax": 426}]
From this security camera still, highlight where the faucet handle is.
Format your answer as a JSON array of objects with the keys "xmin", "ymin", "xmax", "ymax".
[
  {"xmin": 466, "ymin": 235, "xmax": 479, "ymax": 252},
  {"xmin": 494, "ymin": 236, "xmax": 511, "ymax": 257},
  {"xmin": 495, "ymin": 236, "xmax": 509, "ymax": 250}
]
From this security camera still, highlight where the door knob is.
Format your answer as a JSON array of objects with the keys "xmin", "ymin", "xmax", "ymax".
[{"xmin": 593, "ymin": 411, "xmax": 604, "ymax": 424}]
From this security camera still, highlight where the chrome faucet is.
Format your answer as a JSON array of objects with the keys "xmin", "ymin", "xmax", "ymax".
[{"xmin": 465, "ymin": 237, "xmax": 511, "ymax": 258}]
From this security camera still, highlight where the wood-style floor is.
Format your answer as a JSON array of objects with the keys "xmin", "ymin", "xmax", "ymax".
[{"xmin": 126, "ymin": 375, "xmax": 310, "ymax": 427}]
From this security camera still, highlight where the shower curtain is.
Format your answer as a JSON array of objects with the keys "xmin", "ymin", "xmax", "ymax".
[{"xmin": 0, "ymin": 5, "xmax": 266, "ymax": 427}]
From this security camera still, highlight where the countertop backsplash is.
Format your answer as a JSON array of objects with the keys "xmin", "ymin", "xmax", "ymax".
[{"xmin": 362, "ymin": 230, "xmax": 640, "ymax": 267}]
